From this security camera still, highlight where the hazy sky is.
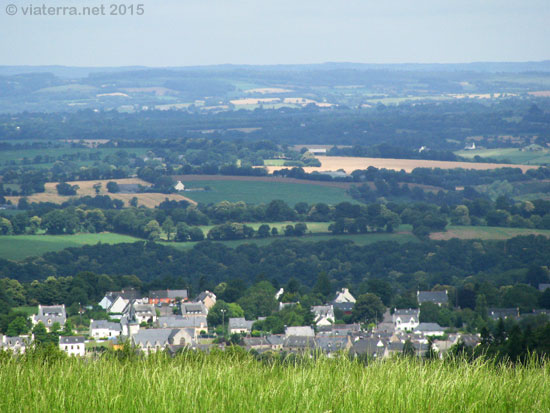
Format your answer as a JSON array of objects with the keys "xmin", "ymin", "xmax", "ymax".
[{"xmin": 1, "ymin": 0, "xmax": 549, "ymax": 66}]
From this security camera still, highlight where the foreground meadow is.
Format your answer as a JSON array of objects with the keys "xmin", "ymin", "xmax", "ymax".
[{"xmin": 0, "ymin": 352, "xmax": 548, "ymax": 412}]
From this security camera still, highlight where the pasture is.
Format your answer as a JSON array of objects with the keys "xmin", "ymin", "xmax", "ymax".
[
  {"xmin": 0, "ymin": 354, "xmax": 548, "ymax": 412},
  {"xmin": 182, "ymin": 179, "xmax": 356, "ymax": 206},
  {"xmin": 0, "ymin": 147, "xmax": 149, "ymax": 168},
  {"xmin": 165, "ymin": 230, "xmax": 418, "ymax": 251},
  {"xmin": 430, "ymin": 225, "xmax": 550, "ymax": 241},
  {"xmin": 261, "ymin": 155, "xmax": 538, "ymax": 174},
  {"xmin": 0, "ymin": 233, "xmax": 141, "ymax": 261},
  {"xmin": 456, "ymin": 148, "xmax": 550, "ymax": 165}
]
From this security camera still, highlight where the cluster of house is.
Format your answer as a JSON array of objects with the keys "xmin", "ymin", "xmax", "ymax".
[
  {"xmin": 93, "ymin": 288, "xmax": 216, "ymax": 354},
  {"xmin": 3, "ymin": 286, "xmax": 548, "ymax": 358}
]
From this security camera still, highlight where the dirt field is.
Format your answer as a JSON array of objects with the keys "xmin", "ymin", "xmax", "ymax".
[
  {"xmin": 260, "ymin": 156, "xmax": 538, "ymax": 174},
  {"xmin": 6, "ymin": 178, "xmax": 196, "ymax": 208},
  {"xmin": 528, "ymin": 91, "xmax": 550, "ymax": 97}
]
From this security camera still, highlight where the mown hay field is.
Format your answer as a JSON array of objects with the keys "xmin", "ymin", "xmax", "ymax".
[
  {"xmin": 430, "ymin": 225, "xmax": 550, "ymax": 241},
  {"xmin": 261, "ymin": 156, "xmax": 538, "ymax": 174},
  {"xmin": 6, "ymin": 178, "xmax": 196, "ymax": 207},
  {"xmin": 0, "ymin": 353, "xmax": 548, "ymax": 412}
]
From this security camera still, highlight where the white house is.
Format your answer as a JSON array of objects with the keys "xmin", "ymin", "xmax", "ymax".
[
  {"xmin": 89, "ymin": 320, "xmax": 122, "ymax": 339},
  {"xmin": 392, "ymin": 308, "xmax": 420, "ymax": 332},
  {"xmin": 194, "ymin": 291, "xmax": 217, "ymax": 310},
  {"xmin": 228, "ymin": 318, "xmax": 255, "ymax": 334},
  {"xmin": 312, "ymin": 305, "xmax": 335, "ymax": 326},
  {"xmin": 108, "ymin": 296, "xmax": 130, "ymax": 315},
  {"xmin": 414, "ymin": 323, "xmax": 445, "ymax": 337},
  {"xmin": 59, "ymin": 336, "xmax": 86, "ymax": 357},
  {"xmin": 32, "ymin": 305, "xmax": 67, "ymax": 331},
  {"xmin": 275, "ymin": 288, "xmax": 284, "ymax": 300},
  {"xmin": 333, "ymin": 288, "xmax": 356, "ymax": 304},
  {"xmin": 174, "ymin": 181, "xmax": 185, "ymax": 191},
  {"xmin": 1, "ymin": 335, "xmax": 29, "ymax": 354},
  {"xmin": 128, "ymin": 303, "xmax": 157, "ymax": 324}
]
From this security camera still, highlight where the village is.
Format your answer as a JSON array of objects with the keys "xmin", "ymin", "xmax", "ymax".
[{"xmin": 4, "ymin": 285, "xmax": 538, "ymax": 359}]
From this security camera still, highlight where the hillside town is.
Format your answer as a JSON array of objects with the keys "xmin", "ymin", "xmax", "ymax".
[{"xmin": 5, "ymin": 284, "xmax": 546, "ymax": 359}]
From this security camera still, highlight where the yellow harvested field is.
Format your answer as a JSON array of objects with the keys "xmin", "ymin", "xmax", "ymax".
[
  {"xmin": 261, "ymin": 156, "xmax": 538, "ymax": 174},
  {"xmin": 6, "ymin": 178, "xmax": 196, "ymax": 208},
  {"xmin": 230, "ymin": 98, "xmax": 280, "ymax": 105}
]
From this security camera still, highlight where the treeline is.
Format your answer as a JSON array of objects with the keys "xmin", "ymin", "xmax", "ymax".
[
  {"xmin": 1, "ymin": 236, "xmax": 549, "ymax": 312},
  {"xmin": 0, "ymin": 198, "xmax": 404, "ymax": 238},
  {"xmin": 2, "ymin": 100, "xmax": 549, "ymax": 150}
]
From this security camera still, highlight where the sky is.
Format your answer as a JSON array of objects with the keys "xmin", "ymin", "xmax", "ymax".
[{"xmin": 1, "ymin": 0, "xmax": 549, "ymax": 66}]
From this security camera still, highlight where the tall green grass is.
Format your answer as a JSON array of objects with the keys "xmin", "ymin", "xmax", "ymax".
[{"xmin": 0, "ymin": 351, "xmax": 548, "ymax": 412}]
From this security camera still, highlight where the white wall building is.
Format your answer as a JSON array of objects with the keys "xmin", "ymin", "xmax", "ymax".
[
  {"xmin": 89, "ymin": 320, "xmax": 122, "ymax": 339},
  {"xmin": 392, "ymin": 309, "xmax": 420, "ymax": 332},
  {"xmin": 59, "ymin": 336, "xmax": 85, "ymax": 357}
]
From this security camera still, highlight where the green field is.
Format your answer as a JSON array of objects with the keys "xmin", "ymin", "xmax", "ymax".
[
  {"xmin": 456, "ymin": 148, "xmax": 550, "ymax": 165},
  {"xmin": 183, "ymin": 180, "xmax": 356, "ymax": 206},
  {"xmin": 12, "ymin": 306, "xmax": 38, "ymax": 316},
  {"xmin": 165, "ymin": 230, "xmax": 417, "ymax": 251},
  {"xmin": 0, "ymin": 353, "xmax": 548, "ymax": 412},
  {"xmin": 194, "ymin": 221, "xmax": 333, "ymax": 237},
  {"xmin": 263, "ymin": 159, "xmax": 287, "ymax": 166},
  {"xmin": 0, "ymin": 233, "xmax": 141, "ymax": 261}
]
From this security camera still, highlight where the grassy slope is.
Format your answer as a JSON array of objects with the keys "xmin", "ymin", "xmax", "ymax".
[
  {"xmin": 0, "ymin": 233, "xmax": 141, "ymax": 261},
  {"xmin": 183, "ymin": 180, "xmax": 356, "ymax": 206},
  {"xmin": 0, "ymin": 355, "xmax": 548, "ymax": 412}
]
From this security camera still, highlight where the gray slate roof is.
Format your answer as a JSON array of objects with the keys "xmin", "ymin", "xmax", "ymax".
[
  {"xmin": 415, "ymin": 323, "xmax": 444, "ymax": 332},
  {"xmin": 228, "ymin": 318, "xmax": 254, "ymax": 330},
  {"xmin": 149, "ymin": 289, "xmax": 188, "ymax": 300},
  {"xmin": 181, "ymin": 302, "xmax": 207, "ymax": 314},
  {"xmin": 157, "ymin": 316, "xmax": 207, "ymax": 329},
  {"xmin": 59, "ymin": 336, "xmax": 85, "ymax": 344},
  {"xmin": 35, "ymin": 305, "xmax": 66, "ymax": 326},
  {"xmin": 488, "ymin": 308, "xmax": 519, "ymax": 320},
  {"xmin": 332, "ymin": 302, "xmax": 354, "ymax": 312},
  {"xmin": 90, "ymin": 320, "xmax": 122, "ymax": 331},
  {"xmin": 285, "ymin": 326, "xmax": 315, "ymax": 337},
  {"xmin": 132, "ymin": 328, "xmax": 179, "ymax": 347},
  {"xmin": 417, "ymin": 291, "xmax": 448, "ymax": 304},
  {"xmin": 393, "ymin": 308, "xmax": 420, "ymax": 317}
]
